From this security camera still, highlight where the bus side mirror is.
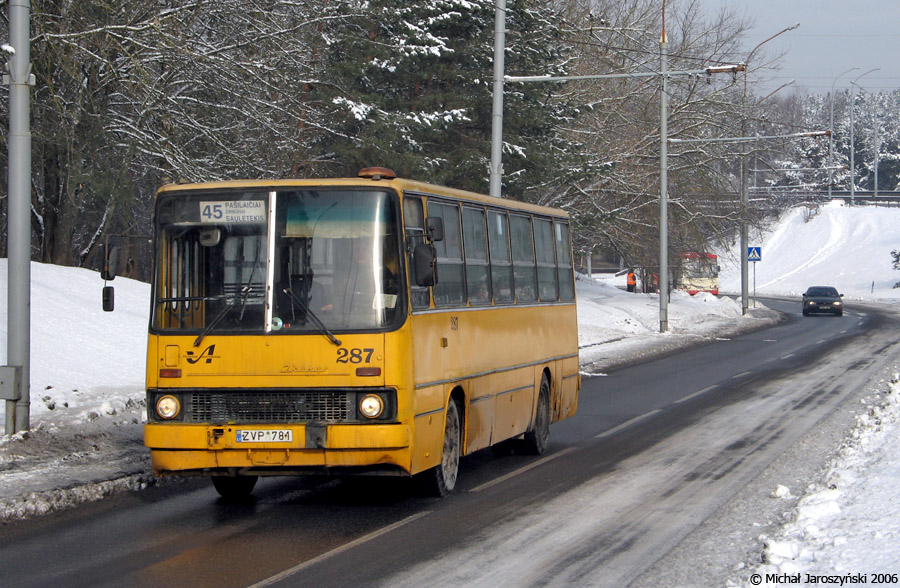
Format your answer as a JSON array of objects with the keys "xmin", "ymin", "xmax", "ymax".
[
  {"xmin": 414, "ymin": 243, "xmax": 438, "ymax": 287},
  {"xmin": 102, "ymin": 285, "xmax": 115, "ymax": 312},
  {"xmin": 101, "ymin": 245, "xmax": 120, "ymax": 281},
  {"xmin": 425, "ymin": 217, "xmax": 444, "ymax": 242}
]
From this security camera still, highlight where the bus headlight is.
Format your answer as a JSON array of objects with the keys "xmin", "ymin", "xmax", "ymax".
[
  {"xmin": 156, "ymin": 395, "xmax": 182, "ymax": 420},
  {"xmin": 359, "ymin": 394, "xmax": 384, "ymax": 419}
]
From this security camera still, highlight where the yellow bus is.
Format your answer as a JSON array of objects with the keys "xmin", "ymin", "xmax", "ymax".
[{"xmin": 135, "ymin": 167, "xmax": 579, "ymax": 498}]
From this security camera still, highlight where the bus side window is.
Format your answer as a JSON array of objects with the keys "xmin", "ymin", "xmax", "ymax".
[
  {"xmin": 430, "ymin": 201, "xmax": 466, "ymax": 307},
  {"xmin": 488, "ymin": 211, "xmax": 513, "ymax": 304},
  {"xmin": 404, "ymin": 197, "xmax": 430, "ymax": 309},
  {"xmin": 510, "ymin": 214, "xmax": 537, "ymax": 303},
  {"xmin": 463, "ymin": 206, "xmax": 491, "ymax": 305},
  {"xmin": 534, "ymin": 218, "xmax": 558, "ymax": 302},
  {"xmin": 554, "ymin": 221, "xmax": 575, "ymax": 301}
]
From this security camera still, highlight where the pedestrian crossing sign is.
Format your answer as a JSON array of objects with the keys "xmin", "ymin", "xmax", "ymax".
[{"xmin": 747, "ymin": 247, "xmax": 761, "ymax": 262}]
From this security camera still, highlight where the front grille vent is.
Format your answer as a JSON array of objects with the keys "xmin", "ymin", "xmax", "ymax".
[{"xmin": 187, "ymin": 390, "xmax": 353, "ymax": 423}]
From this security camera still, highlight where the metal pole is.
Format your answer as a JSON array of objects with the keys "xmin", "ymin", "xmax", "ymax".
[
  {"xmin": 489, "ymin": 0, "xmax": 506, "ymax": 199},
  {"xmin": 829, "ymin": 68, "xmax": 858, "ymax": 199},
  {"xmin": 658, "ymin": 21, "xmax": 668, "ymax": 333},
  {"xmin": 849, "ymin": 69, "xmax": 879, "ymax": 203},
  {"xmin": 5, "ymin": 0, "xmax": 33, "ymax": 433},
  {"xmin": 739, "ymin": 22, "xmax": 799, "ymax": 316},
  {"xmin": 874, "ymin": 124, "xmax": 879, "ymax": 197},
  {"xmin": 850, "ymin": 85, "xmax": 855, "ymax": 203}
]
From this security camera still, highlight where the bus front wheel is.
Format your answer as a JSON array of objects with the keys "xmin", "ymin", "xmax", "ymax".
[
  {"xmin": 417, "ymin": 399, "xmax": 461, "ymax": 497},
  {"xmin": 212, "ymin": 474, "xmax": 258, "ymax": 500}
]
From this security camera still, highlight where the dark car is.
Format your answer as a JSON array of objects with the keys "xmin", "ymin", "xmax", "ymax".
[{"xmin": 802, "ymin": 286, "xmax": 844, "ymax": 316}]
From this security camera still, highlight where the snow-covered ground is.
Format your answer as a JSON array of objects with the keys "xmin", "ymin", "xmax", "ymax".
[{"xmin": 2, "ymin": 199, "xmax": 900, "ymax": 583}]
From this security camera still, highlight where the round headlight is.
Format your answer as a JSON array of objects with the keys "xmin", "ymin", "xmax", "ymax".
[
  {"xmin": 359, "ymin": 394, "xmax": 384, "ymax": 419},
  {"xmin": 156, "ymin": 395, "xmax": 181, "ymax": 420}
]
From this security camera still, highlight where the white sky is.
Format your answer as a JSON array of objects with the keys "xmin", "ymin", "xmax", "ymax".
[{"xmin": 698, "ymin": 0, "xmax": 900, "ymax": 94}]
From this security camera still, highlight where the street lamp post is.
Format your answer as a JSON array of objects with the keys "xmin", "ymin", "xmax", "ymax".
[
  {"xmin": 850, "ymin": 79, "xmax": 882, "ymax": 197},
  {"xmin": 829, "ymin": 67, "xmax": 859, "ymax": 199},
  {"xmin": 849, "ymin": 69, "xmax": 879, "ymax": 202},
  {"xmin": 739, "ymin": 23, "xmax": 799, "ymax": 316},
  {"xmin": 659, "ymin": 4, "xmax": 669, "ymax": 332}
]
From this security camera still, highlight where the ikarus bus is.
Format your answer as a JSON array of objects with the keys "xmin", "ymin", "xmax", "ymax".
[{"xmin": 104, "ymin": 167, "xmax": 580, "ymax": 498}]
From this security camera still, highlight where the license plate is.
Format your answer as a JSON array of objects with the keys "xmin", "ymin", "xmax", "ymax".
[{"xmin": 236, "ymin": 429, "xmax": 293, "ymax": 443}]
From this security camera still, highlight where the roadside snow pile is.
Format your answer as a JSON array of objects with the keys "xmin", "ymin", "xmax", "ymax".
[{"xmin": 730, "ymin": 376, "xmax": 900, "ymax": 585}]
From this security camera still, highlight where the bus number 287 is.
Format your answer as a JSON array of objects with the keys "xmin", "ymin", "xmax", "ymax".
[{"xmin": 336, "ymin": 348, "xmax": 375, "ymax": 364}]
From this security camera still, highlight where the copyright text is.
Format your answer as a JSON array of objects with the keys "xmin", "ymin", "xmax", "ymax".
[{"xmin": 749, "ymin": 572, "xmax": 898, "ymax": 585}]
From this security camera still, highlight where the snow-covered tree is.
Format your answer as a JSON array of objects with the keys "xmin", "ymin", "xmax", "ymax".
[
  {"xmin": 310, "ymin": 0, "xmax": 591, "ymax": 201},
  {"xmin": 556, "ymin": 0, "xmax": 752, "ymax": 269}
]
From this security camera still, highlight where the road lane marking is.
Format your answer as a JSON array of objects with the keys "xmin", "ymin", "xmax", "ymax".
[
  {"xmin": 731, "ymin": 371, "xmax": 752, "ymax": 379},
  {"xmin": 247, "ymin": 511, "xmax": 431, "ymax": 588},
  {"xmin": 674, "ymin": 385, "xmax": 718, "ymax": 404},
  {"xmin": 780, "ymin": 353, "xmax": 795, "ymax": 360},
  {"xmin": 469, "ymin": 446, "xmax": 578, "ymax": 493},
  {"xmin": 594, "ymin": 409, "xmax": 663, "ymax": 440}
]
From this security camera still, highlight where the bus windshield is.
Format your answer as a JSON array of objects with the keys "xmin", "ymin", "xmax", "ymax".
[
  {"xmin": 152, "ymin": 188, "xmax": 403, "ymax": 334},
  {"xmin": 682, "ymin": 257, "xmax": 718, "ymax": 278}
]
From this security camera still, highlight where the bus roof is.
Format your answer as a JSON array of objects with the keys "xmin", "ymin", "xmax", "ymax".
[{"xmin": 156, "ymin": 170, "xmax": 570, "ymax": 219}]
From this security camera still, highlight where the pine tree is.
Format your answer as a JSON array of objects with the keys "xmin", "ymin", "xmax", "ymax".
[{"xmin": 311, "ymin": 0, "xmax": 590, "ymax": 201}]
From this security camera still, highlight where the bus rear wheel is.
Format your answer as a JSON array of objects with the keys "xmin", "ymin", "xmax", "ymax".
[
  {"xmin": 212, "ymin": 474, "xmax": 258, "ymax": 499},
  {"xmin": 417, "ymin": 399, "xmax": 461, "ymax": 497},
  {"xmin": 523, "ymin": 376, "xmax": 550, "ymax": 455}
]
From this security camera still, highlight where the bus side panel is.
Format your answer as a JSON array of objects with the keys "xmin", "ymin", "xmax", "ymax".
[
  {"xmin": 410, "ymin": 384, "xmax": 446, "ymax": 475},
  {"xmin": 492, "ymin": 369, "xmax": 535, "ymax": 442},
  {"xmin": 466, "ymin": 387, "xmax": 495, "ymax": 453},
  {"xmin": 411, "ymin": 304, "xmax": 578, "ymax": 457}
]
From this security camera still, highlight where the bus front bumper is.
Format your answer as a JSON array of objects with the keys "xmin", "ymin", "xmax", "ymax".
[{"xmin": 145, "ymin": 423, "xmax": 411, "ymax": 476}]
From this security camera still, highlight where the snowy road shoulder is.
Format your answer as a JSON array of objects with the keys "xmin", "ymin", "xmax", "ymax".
[{"xmin": 728, "ymin": 375, "xmax": 900, "ymax": 586}]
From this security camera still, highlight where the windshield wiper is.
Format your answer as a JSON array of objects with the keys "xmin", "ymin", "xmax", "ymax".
[
  {"xmin": 193, "ymin": 286, "xmax": 252, "ymax": 347},
  {"xmin": 282, "ymin": 287, "xmax": 342, "ymax": 346}
]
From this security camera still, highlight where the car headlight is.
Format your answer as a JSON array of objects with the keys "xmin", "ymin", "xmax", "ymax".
[
  {"xmin": 834, "ymin": 300, "xmax": 842, "ymax": 306},
  {"xmin": 156, "ymin": 395, "xmax": 182, "ymax": 420},
  {"xmin": 359, "ymin": 394, "xmax": 384, "ymax": 419}
]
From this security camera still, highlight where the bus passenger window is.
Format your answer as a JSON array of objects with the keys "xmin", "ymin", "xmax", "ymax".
[
  {"xmin": 510, "ymin": 214, "xmax": 537, "ymax": 302},
  {"xmin": 488, "ymin": 211, "xmax": 513, "ymax": 304},
  {"xmin": 430, "ymin": 202, "xmax": 465, "ymax": 307},
  {"xmin": 555, "ymin": 221, "xmax": 575, "ymax": 301},
  {"xmin": 463, "ymin": 207, "xmax": 491, "ymax": 305},
  {"xmin": 534, "ymin": 218, "xmax": 558, "ymax": 302}
]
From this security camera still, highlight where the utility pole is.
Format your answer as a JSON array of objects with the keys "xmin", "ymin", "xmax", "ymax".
[
  {"xmin": 849, "ymin": 69, "xmax": 879, "ymax": 203},
  {"xmin": 829, "ymin": 68, "xmax": 858, "ymax": 199},
  {"xmin": 739, "ymin": 22, "xmax": 799, "ymax": 315},
  {"xmin": 489, "ymin": 0, "xmax": 506, "ymax": 199},
  {"xmin": 658, "ymin": 8, "xmax": 669, "ymax": 332},
  {"xmin": 3, "ymin": 0, "xmax": 34, "ymax": 434}
]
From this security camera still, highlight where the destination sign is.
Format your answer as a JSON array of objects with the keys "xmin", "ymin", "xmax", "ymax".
[{"xmin": 199, "ymin": 200, "xmax": 266, "ymax": 224}]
